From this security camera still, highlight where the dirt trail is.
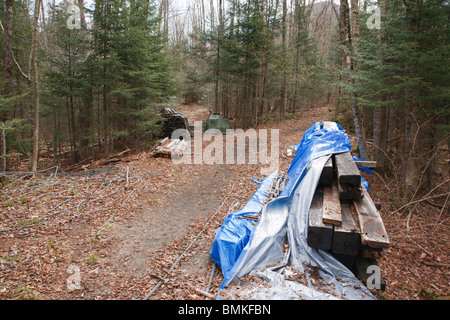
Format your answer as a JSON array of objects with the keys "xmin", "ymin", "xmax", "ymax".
[
  {"xmin": 89, "ymin": 105, "xmax": 237, "ymax": 299},
  {"xmin": 108, "ymin": 164, "xmax": 232, "ymax": 278}
]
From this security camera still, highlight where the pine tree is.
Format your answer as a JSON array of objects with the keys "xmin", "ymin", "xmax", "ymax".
[
  {"xmin": 42, "ymin": 0, "xmax": 177, "ymax": 163},
  {"xmin": 289, "ymin": 0, "xmax": 323, "ymax": 113},
  {"xmin": 352, "ymin": 0, "xmax": 449, "ymax": 190},
  {"xmin": 43, "ymin": 0, "xmax": 91, "ymax": 163}
]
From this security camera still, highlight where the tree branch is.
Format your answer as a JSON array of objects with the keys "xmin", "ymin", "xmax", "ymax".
[
  {"xmin": 0, "ymin": 17, "xmax": 32, "ymax": 84},
  {"xmin": 12, "ymin": 54, "xmax": 31, "ymax": 84}
]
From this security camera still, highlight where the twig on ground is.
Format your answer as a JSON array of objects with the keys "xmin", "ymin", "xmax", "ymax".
[{"xmin": 143, "ymin": 182, "xmax": 237, "ymax": 300}]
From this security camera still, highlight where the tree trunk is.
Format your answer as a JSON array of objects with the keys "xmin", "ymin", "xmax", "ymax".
[
  {"xmin": 30, "ymin": 0, "xmax": 41, "ymax": 173},
  {"xmin": 1, "ymin": 0, "xmax": 13, "ymax": 97},
  {"xmin": 257, "ymin": 0, "xmax": 266, "ymax": 125},
  {"xmin": 79, "ymin": 91, "xmax": 92, "ymax": 159},
  {"xmin": 403, "ymin": 0, "xmax": 422, "ymax": 190},
  {"xmin": 68, "ymin": 44, "xmax": 80, "ymax": 163},
  {"xmin": 52, "ymin": 107, "xmax": 58, "ymax": 164},
  {"xmin": 372, "ymin": 0, "xmax": 388, "ymax": 169},
  {"xmin": 1, "ymin": 0, "xmax": 13, "ymax": 172},
  {"xmin": 373, "ymin": 106, "xmax": 388, "ymax": 168},
  {"xmin": 280, "ymin": 0, "xmax": 287, "ymax": 117},
  {"xmin": 77, "ymin": 0, "xmax": 91, "ymax": 159},
  {"xmin": 340, "ymin": 0, "xmax": 369, "ymax": 160},
  {"xmin": 214, "ymin": 0, "xmax": 222, "ymax": 114},
  {"xmin": 78, "ymin": 0, "xmax": 87, "ymax": 27},
  {"xmin": 350, "ymin": 0, "xmax": 359, "ymax": 39}
]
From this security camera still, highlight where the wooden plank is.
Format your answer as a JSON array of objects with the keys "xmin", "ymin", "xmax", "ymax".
[
  {"xmin": 307, "ymin": 186, "xmax": 333, "ymax": 251},
  {"xmin": 353, "ymin": 187, "xmax": 390, "ymax": 249},
  {"xmin": 152, "ymin": 139, "xmax": 182, "ymax": 158},
  {"xmin": 322, "ymin": 182, "xmax": 342, "ymax": 226},
  {"xmin": 166, "ymin": 140, "xmax": 176, "ymax": 149},
  {"xmin": 332, "ymin": 200, "xmax": 361, "ymax": 256},
  {"xmin": 354, "ymin": 160, "xmax": 377, "ymax": 169},
  {"xmin": 334, "ymin": 152, "xmax": 362, "ymax": 200},
  {"xmin": 319, "ymin": 158, "xmax": 333, "ymax": 185}
]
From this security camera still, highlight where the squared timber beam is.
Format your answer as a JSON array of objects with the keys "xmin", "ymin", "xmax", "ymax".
[{"xmin": 307, "ymin": 186, "xmax": 333, "ymax": 251}]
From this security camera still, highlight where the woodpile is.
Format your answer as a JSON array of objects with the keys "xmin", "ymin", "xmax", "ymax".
[
  {"xmin": 307, "ymin": 152, "xmax": 389, "ymax": 290},
  {"xmin": 150, "ymin": 137, "xmax": 188, "ymax": 158},
  {"xmin": 159, "ymin": 108, "xmax": 193, "ymax": 139}
]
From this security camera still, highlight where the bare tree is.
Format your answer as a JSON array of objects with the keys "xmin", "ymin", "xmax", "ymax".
[
  {"xmin": 30, "ymin": 0, "xmax": 41, "ymax": 172},
  {"xmin": 339, "ymin": 0, "xmax": 369, "ymax": 160},
  {"xmin": 372, "ymin": 0, "xmax": 388, "ymax": 169},
  {"xmin": 1, "ymin": 0, "xmax": 13, "ymax": 172},
  {"xmin": 280, "ymin": 0, "xmax": 287, "ymax": 117}
]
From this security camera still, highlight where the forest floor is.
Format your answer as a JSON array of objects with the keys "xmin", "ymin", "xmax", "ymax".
[{"xmin": 0, "ymin": 104, "xmax": 448, "ymax": 300}]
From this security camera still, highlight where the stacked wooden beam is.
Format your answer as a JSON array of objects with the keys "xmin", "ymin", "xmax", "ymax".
[
  {"xmin": 158, "ymin": 108, "xmax": 193, "ymax": 139},
  {"xmin": 151, "ymin": 138, "xmax": 188, "ymax": 158},
  {"xmin": 307, "ymin": 152, "xmax": 389, "ymax": 290}
]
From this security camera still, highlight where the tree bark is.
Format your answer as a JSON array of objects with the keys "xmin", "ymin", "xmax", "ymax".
[
  {"xmin": 340, "ymin": 0, "xmax": 369, "ymax": 160},
  {"xmin": 30, "ymin": 0, "xmax": 41, "ymax": 173},
  {"xmin": 372, "ymin": 0, "xmax": 388, "ymax": 169},
  {"xmin": 403, "ymin": 0, "xmax": 422, "ymax": 190},
  {"xmin": 1, "ymin": 0, "xmax": 13, "ymax": 97},
  {"xmin": 1, "ymin": 0, "xmax": 13, "ymax": 172},
  {"xmin": 280, "ymin": 0, "xmax": 287, "ymax": 117},
  {"xmin": 214, "ymin": 0, "xmax": 222, "ymax": 114}
]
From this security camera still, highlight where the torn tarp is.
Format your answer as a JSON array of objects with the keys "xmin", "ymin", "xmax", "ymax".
[{"xmin": 210, "ymin": 121, "xmax": 375, "ymax": 300}]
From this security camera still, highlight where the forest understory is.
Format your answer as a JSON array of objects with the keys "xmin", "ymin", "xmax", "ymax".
[{"xmin": 0, "ymin": 104, "xmax": 448, "ymax": 301}]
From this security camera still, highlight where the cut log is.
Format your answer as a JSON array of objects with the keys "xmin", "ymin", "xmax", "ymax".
[
  {"xmin": 332, "ymin": 200, "xmax": 361, "ymax": 256},
  {"xmin": 353, "ymin": 187, "xmax": 390, "ymax": 249},
  {"xmin": 334, "ymin": 152, "xmax": 362, "ymax": 200},
  {"xmin": 307, "ymin": 186, "xmax": 333, "ymax": 251},
  {"xmin": 319, "ymin": 158, "xmax": 333, "ymax": 185},
  {"xmin": 338, "ymin": 183, "xmax": 363, "ymax": 200},
  {"xmin": 322, "ymin": 182, "xmax": 342, "ymax": 226}
]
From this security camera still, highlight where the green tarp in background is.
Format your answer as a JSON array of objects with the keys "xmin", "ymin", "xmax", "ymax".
[{"xmin": 204, "ymin": 114, "xmax": 232, "ymax": 134}]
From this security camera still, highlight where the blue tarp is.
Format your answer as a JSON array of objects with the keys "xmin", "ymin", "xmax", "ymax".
[
  {"xmin": 210, "ymin": 121, "xmax": 374, "ymax": 300},
  {"xmin": 210, "ymin": 171, "xmax": 279, "ymax": 277}
]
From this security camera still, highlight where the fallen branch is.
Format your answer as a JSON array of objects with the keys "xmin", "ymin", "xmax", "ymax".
[
  {"xmin": 143, "ymin": 182, "xmax": 237, "ymax": 300},
  {"xmin": 0, "ymin": 171, "xmax": 150, "ymax": 233},
  {"xmin": 81, "ymin": 149, "xmax": 131, "ymax": 170},
  {"xmin": 431, "ymin": 190, "xmax": 450, "ymax": 235},
  {"xmin": 206, "ymin": 263, "xmax": 216, "ymax": 293},
  {"xmin": 394, "ymin": 192, "xmax": 449, "ymax": 214},
  {"xmin": 194, "ymin": 288, "xmax": 216, "ymax": 300},
  {"xmin": 423, "ymin": 261, "xmax": 450, "ymax": 268}
]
